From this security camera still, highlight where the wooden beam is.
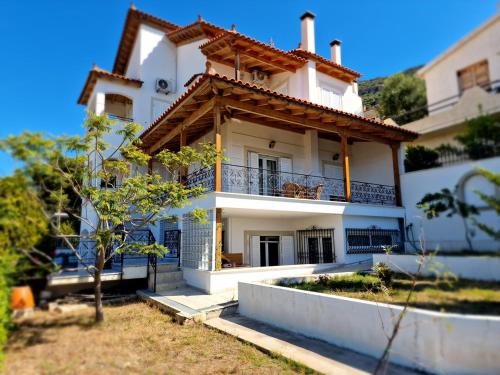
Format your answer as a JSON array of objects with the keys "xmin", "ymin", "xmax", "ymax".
[
  {"xmin": 220, "ymin": 97, "xmax": 393, "ymax": 144},
  {"xmin": 179, "ymin": 130, "xmax": 187, "ymax": 184},
  {"xmin": 149, "ymin": 98, "xmax": 215, "ymax": 154},
  {"xmin": 391, "ymin": 143, "xmax": 402, "ymax": 206},
  {"xmin": 214, "ymin": 104, "xmax": 222, "ymax": 193},
  {"xmin": 215, "ymin": 208, "xmax": 223, "ymax": 271},
  {"xmin": 341, "ymin": 135, "xmax": 351, "ymax": 202}
]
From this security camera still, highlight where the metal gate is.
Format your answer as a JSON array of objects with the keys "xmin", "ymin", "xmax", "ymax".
[
  {"xmin": 296, "ymin": 228, "xmax": 336, "ymax": 264},
  {"xmin": 164, "ymin": 229, "xmax": 181, "ymax": 260}
]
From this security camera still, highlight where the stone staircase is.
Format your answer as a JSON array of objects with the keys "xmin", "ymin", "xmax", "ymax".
[{"xmin": 148, "ymin": 263, "xmax": 186, "ymax": 292}]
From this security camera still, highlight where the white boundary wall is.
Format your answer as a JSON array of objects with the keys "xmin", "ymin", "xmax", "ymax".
[
  {"xmin": 401, "ymin": 156, "xmax": 500, "ymax": 252},
  {"xmin": 373, "ymin": 254, "xmax": 500, "ymax": 281},
  {"xmin": 238, "ymin": 281, "xmax": 500, "ymax": 374},
  {"xmin": 183, "ymin": 263, "xmax": 337, "ymax": 294}
]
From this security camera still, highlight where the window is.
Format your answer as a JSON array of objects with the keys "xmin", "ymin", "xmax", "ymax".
[
  {"xmin": 346, "ymin": 228, "xmax": 402, "ymax": 254},
  {"xmin": 317, "ymin": 84, "xmax": 342, "ymax": 109},
  {"xmin": 457, "ymin": 60, "xmax": 490, "ymax": 94}
]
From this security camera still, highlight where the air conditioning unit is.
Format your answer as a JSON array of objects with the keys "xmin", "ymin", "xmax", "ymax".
[
  {"xmin": 156, "ymin": 78, "xmax": 175, "ymax": 94},
  {"xmin": 251, "ymin": 69, "xmax": 267, "ymax": 86}
]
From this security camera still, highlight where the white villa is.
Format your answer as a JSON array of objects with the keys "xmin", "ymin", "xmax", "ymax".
[
  {"xmin": 77, "ymin": 7, "xmax": 417, "ymax": 293},
  {"xmin": 401, "ymin": 9, "xmax": 500, "ymax": 253}
]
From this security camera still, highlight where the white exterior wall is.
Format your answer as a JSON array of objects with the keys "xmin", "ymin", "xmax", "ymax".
[
  {"xmin": 177, "ymin": 39, "xmax": 209, "ymax": 92},
  {"xmin": 239, "ymin": 281, "xmax": 500, "ymax": 375},
  {"xmin": 224, "ymin": 118, "xmax": 393, "ymax": 186},
  {"xmin": 401, "ymin": 157, "xmax": 500, "ymax": 251},
  {"xmin": 373, "ymin": 254, "xmax": 500, "ymax": 281},
  {"xmin": 420, "ymin": 14, "xmax": 500, "ymax": 113}
]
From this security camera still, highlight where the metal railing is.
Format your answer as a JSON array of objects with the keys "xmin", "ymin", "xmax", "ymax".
[
  {"xmin": 185, "ymin": 164, "xmax": 397, "ymax": 206},
  {"xmin": 345, "ymin": 228, "xmax": 402, "ymax": 254}
]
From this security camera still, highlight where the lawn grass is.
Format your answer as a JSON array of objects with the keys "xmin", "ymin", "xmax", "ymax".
[
  {"xmin": 2, "ymin": 302, "xmax": 315, "ymax": 375},
  {"xmin": 282, "ymin": 273, "xmax": 500, "ymax": 315}
]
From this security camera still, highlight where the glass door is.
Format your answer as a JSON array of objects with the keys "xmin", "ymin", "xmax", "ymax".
[
  {"xmin": 258, "ymin": 155, "xmax": 279, "ymax": 196},
  {"xmin": 259, "ymin": 236, "xmax": 280, "ymax": 267}
]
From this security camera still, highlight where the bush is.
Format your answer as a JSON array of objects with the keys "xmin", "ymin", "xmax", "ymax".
[
  {"xmin": 456, "ymin": 113, "xmax": 500, "ymax": 160},
  {"xmin": 373, "ymin": 262, "xmax": 394, "ymax": 287},
  {"xmin": 404, "ymin": 145, "xmax": 441, "ymax": 172}
]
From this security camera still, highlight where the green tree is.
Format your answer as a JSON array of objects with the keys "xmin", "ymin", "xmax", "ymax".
[
  {"xmin": 1, "ymin": 113, "xmax": 220, "ymax": 322},
  {"xmin": 471, "ymin": 168, "xmax": 500, "ymax": 241},
  {"xmin": 456, "ymin": 113, "xmax": 500, "ymax": 159},
  {"xmin": 0, "ymin": 172, "xmax": 48, "ymax": 362},
  {"xmin": 379, "ymin": 73, "xmax": 427, "ymax": 124},
  {"xmin": 417, "ymin": 186, "xmax": 479, "ymax": 251}
]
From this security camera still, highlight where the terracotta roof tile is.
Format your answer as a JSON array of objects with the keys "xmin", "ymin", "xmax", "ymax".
[
  {"xmin": 77, "ymin": 66, "xmax": 143, "ymax": 105},
  {"xmin": 140, "ymin": 73, "xmax": 417, "ymax": 142},
  {"xmin": 289, "ymin": 48, "xmax": 361, "ymax": 81},
  {"xmin": 200, "ymin": 31, "xmax": 307, "ymax": 65},
  {"xmin": 113, "ymin": 7, "xmax": 180, "ymax": 75}
]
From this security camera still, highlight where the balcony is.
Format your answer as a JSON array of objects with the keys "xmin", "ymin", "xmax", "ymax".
[{"xmin": 186, "ymin": 164, "xmax": 397, "ymax": 206}]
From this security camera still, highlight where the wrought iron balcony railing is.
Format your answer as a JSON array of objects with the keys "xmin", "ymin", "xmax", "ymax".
[{"xmin": 185, "ymin": 164, "xmax": 397, "ymax": 206}]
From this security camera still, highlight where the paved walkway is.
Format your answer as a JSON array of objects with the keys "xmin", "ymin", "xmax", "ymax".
[
  {"xmin": 137, "ymin": 287, "xmax": 238, "ymax": 323},
  {"xmin": 205, "ymin": 315, "xmax": 420, "ymax": 375}
]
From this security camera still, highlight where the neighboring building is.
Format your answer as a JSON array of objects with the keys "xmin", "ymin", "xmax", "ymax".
[
  {"xmin": 401, "ymin": 9, "xmax": 500, "ymax": 252},
  {"xmin": 77, "ymin": 7, "xmax": 417, "ymax": 293},
  {"xmin": 403, "ymin": 10, "xmax": 500, "ymax": 148}
]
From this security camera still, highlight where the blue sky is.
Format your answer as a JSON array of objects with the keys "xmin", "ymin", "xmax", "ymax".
[{"xmin": 0, "ymin": 0, "xmax": 497, "ymax": 175}]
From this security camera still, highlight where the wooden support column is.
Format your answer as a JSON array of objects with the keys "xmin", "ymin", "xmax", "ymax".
[
  {"xmin": 234, "ymin": 50, "xmax": 241, "ymax": 81},
  {"xmin": 179, "ymin": 130, "xmax": 187, "ymax": 184},
  {"xmin": 391, "ymin": 143, "xmax": 402, "ymax": 206},
  {"xmin": 215, "ymin": 208, "xmax": 223, "ymax": 270},
  {"xmin": 341, "ymin": 135, "xmax": 351, "ymax": 202},
  {"xmin": 147, "ymin": 158, "xmax": 153, "ymax": 175},
  {"xmin": 214, "ymin": 104, "xmax": 222, "ymax": 192}
]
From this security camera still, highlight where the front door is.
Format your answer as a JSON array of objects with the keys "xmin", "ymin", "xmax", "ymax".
[
  {"xmin": 259, "ymin": 236, "xmax": 280, "ymax": 266},
  {"xmin": 258, "ymin": 156, "xmax": 279, "ymax": 196}
]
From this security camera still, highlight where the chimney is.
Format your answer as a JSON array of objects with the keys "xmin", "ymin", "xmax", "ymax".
[
  {"xmin": 300, "ymin": 11, "xmax": 316, "ymax": 53},
  {"xmin": 330, "ymin": 39, "xmax": 341, "ymax": 65}
]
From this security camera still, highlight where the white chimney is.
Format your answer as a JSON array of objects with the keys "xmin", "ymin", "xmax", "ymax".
[
  {"xmin": 330, "ymin": 39, "xmax": 341, "ymax": 65},
  {"xmin": 300, "ymin": 11, "xmax": 316, "ymax": 53}
]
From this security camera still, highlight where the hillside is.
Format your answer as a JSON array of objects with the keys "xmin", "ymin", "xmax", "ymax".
[{"xmin": 359, "ymin": 65, "xmax": 423, "ymax": 109}]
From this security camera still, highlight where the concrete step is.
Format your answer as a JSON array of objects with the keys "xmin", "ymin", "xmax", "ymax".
[
  {"xmin": 154, "ymin": 270, "xmax": 183, "ymax": 283},
  {"xmin": 155, "ymin": 280, "xmax": 187, "ymax": 292},
  {"xmin": 137, "ymin": 288, "xmax": 239, "ymax": 324},
  {"xmin": 155, "ymin": 263, "xmax": 179, "ymax": 273}
]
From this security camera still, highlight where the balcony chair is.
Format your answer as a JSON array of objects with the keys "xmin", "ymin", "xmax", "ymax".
[{"xmin": 282, "ymin": 182, "xmax": 324, "ymax": 200}]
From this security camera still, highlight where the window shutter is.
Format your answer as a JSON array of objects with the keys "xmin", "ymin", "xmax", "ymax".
[
  {"xmin": 248, "ymin": 152, "xmax": 260, "ymax": 194},
  {"xmin": 280, "ymin": 236, "xmax": 295, "ymax": 265},
  {"xmin": 250, "ymin": 235, "xmax": 261, "ymax": 266}
]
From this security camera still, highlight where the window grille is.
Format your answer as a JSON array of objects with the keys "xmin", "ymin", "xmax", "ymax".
[
  {"xmin": 346, "ymin": 228, "xmax": 402, "ymax": 254},
  {"xmin": 296, "ymin": 228, "xmax": 336, "ymax": 264}
]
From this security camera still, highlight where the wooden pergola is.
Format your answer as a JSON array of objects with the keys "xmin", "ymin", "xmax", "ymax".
[
  {"xmin": 140, "ymin": 73, "xmax": 417, "ymax": 270},
  {"xmin": 140, "ymin": 74, "xmax": 418, "ymax": 205}
]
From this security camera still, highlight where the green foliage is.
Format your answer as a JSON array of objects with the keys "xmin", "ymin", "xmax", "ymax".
[
  {"xmin": 358, "ymin": 65, "xmax": 423, "ymax": 110},
  {"xmin": 404, "ymin": 145, "xmax": 440, "ymax": 172},
  {"xmin": 373, "ymin": 262, "xmax": 394, "ymax": 287},
  {"xmin": 456, "ymin": 113, "xmax": 500, "ymax": 159},
  {"xmin": 417, "ymin": 186, "xmax": 479, "ymax": 250},
  {"xmin": 471, "ymin": 168, "xmax": 500, "ymax": 241},
  {"xmin": 379, "ymin": 73, "xmax": 427, "ymax": 124},
  {"xmin": 1, "ymin": 112, "xmax": 220, "ymax": 322},
  {"xmin": 0, "ymin": 173, "xmax": 48, "ymax": 364}
]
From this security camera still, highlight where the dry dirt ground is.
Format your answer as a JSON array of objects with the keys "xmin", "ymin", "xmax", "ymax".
[{"xmin": 3, "ymin": 302, "xmax": 313, "ymax": 375}]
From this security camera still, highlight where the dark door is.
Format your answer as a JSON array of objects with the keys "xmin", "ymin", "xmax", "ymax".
[{"xmin": 307, "ymin": 237, "xmax": 319, "ymax": 263}]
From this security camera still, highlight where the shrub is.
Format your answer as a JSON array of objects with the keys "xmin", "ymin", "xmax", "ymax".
[
  {"xmin": 404, "ymin": 145, "xmax": 441, "ymax": 172},
  {"xmin": 456, "ymin": 113, "xmax": 500, "ymax": 160},
  {"xmin": 373, "ymin": 262, "xmax": 394, "ymax": 287}
]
